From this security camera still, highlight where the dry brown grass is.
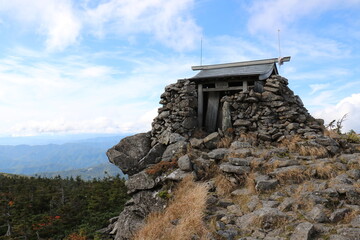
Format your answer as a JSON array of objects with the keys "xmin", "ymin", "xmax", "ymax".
[
  {"xmin": 341, "ymin": 210, "xmax": 360, "ymax": 224},
  {"xmin": 134, "ymin": 175, "xmax": 210, "ymax": 240},
  {"xmin": 293, "ymin": 181, "xmax": 316, "ymax": 210},
  {"xmin": 305, "ymin": 163, "xmax": 337, "ymax": 179},
  {"xmin": 253, "ymin": 214, "xmax": 289, "ymax": 230},
  {"xmin": 353, "ymin": 182, "xmax": 360, "ymax": 190},
  {"xmin": 324, "ymin": 129, "xmax": 341, "ymax": 139},
  {"xmin": 238, "ymin": 132, "xmax": 257, "ymax": 143},
  {"xmin": 245, "ymin": 172, "xmax": 257, "ymax": 194},
  {"xmin": 233, "ymin": 194, "xmax": 252, "ymax": 213},
  {"xmin": 279, "ymin": 135, "xmax": 303, "ymax": 152},
  {"xmin": 217, "ymin": 135, "xmax": 233, "ymax": 148},
  {"xmin": 214, "ymin": 174, "xmax": 235, "ymax": 196},
  {"xmin": 275, "ymin": 168, "xmax": 308, "ymax": 184},
  {"xmin": 298, "ymin": 145, "xmax": 328, "ymax": 158},
  {"xmin": 192, "ymin": 128, "xmax": 208, "ymax": 139},
  {"xmin": 250, "ymin": 160, "xmax": 263, "ymax": 172},
  {"xmin": 146, "ymin": 159, "xmax": 178, "ymax": 176},
  {"xmin": 263, "ymin": 160, "xmax": 281, "ymax": 174},
  {"xmin": 279, "ymin": 135, "xmax": 329, "ymax": 158}
]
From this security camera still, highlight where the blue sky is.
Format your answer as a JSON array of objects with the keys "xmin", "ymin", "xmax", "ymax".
[{"xmin": 0, "ymin": 0, "xmax": 359, "ymax": 138}]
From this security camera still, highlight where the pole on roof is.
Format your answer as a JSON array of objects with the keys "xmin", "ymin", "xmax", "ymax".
[
  {"xmin": 200, "ymin": 37, "xmax": 203, "ymax": 66},
  {"xmin": 278, "ymin": 29, "xmax": 282, "ymax": 59}
]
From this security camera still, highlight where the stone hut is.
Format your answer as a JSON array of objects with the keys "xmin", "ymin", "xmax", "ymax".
[{"xmin": 151, "ymin": 57, "xmax": 324, "ymax": 146}]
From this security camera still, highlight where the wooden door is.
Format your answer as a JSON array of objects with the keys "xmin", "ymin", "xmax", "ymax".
[{"xmin": 205, "ymin": 92, "xmax": 220, "ymax": 132}]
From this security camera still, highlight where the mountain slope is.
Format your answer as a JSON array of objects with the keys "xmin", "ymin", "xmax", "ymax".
[
  {"xmin": 34, "ymin": 163, "xmax": 125, "ymax": 180},
  {"xmin": 0, "ymin": 136, "xmax": 124, "ymax": 175}
]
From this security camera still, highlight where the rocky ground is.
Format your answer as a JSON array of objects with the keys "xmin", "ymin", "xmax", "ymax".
[
  {"xmin": 100, "ymin": 74, "xmax": 360, "ymax": 240},
  {"xmin": 103, "ymin": 130, "xmax": 360, "ymax": 240}
]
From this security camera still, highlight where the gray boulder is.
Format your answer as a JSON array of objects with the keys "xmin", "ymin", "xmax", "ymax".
[
  {"xmin": 112, "ymin": 191, "xmax": 166, "ymax": 240},
  {"xmin": 308, "ymin": 204, "xmax": 328, "ymax": 223},
  {"xmin": 138, "ymin": 143, "xmax": 166, "ymax": 169},
  {"xmin": 220, "ymin": 163, "xmax": 250, "ymax": 175},
  {"xmin": 107, "ymin": 132, "xmax": 151, "ymax": 176},
  {"xmin": 161, "ymin": 141, "xmax": 187, "ymax": 162},
  {"xmin": 337, "ymin": 228, "xmax": 360, "ymax": 240},
  {"xmin": 203, "ymin": 132, "xmax": 220, "ymax": 149},
  {"xmin": 290, "ymin": 222, "xmax": 314, "ymax": 240},
  {"xmin": 178, "ymin": 154, "xmax": 192, "ymax": 171},
  {"xmin": 125, "ymin": 171, "xmax": 156, "ymax": 194},
  {"xmin": 235, "ymin": 207, "xmax": 288, "ymax": 231},
  {"xmin": 255, "ymin": 179, "xmax": 279, "ymax": 193},
  {"xmin": 208, "ymin": 148, "xmax": 229, "ymax": 160}
]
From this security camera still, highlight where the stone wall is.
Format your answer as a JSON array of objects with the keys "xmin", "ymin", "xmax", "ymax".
[
  {"xmin": 151, "ymin": 79, "xmax": 198, "ymax": 146},
  {"xmin": 221, "ymin": 75, "xmax": 324, "ymax": 142},
  {"xmin": 151, "ymin": 75, "xmax": 324, "ymax": 145}
]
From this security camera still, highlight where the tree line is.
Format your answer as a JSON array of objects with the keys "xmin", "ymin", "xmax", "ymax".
[{"xmin": 0, "ymin": 174, "xmax": 129, "ymax": 239}]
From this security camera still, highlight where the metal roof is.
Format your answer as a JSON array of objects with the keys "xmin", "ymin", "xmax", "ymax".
[{"xmin": 191, "ymin": 57, "xmax": 290, "ymax": 81}]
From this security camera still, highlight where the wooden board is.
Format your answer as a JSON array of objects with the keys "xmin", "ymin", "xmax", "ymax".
[
  {"xmin": 198, "ymin": 84, "xmax": 203, "ymax": 128},
  {"xmin": 205, "ymin": 92, "xmax": 220, "ymax": 132}
]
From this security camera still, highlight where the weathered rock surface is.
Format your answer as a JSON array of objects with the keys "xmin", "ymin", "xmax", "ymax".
[
  {"xmin": 112, "ymin": 191, "xmax": 166, "ymax": 240},
  {"xmin": 290, "ymin": 222, "xmax": 314, "ymax": 240},
  {"xmin": 107, "ymin": 132, "xmax": 151, "ymax": 176},
  {"xmin": 125, "ymin": 171, "xmax": 155, "ymax": 194},
  {"xmin": 105, "ymin": 75, "xmax": 360, "ymax": 240}
]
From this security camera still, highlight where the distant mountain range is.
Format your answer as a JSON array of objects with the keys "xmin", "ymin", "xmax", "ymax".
[
  {"xmin": 34, "ymin": 163, "xmax": 126, "ymax": 180},
  {"xmin": 0, "ymin": 135, "xmax": 126, "ymax": 176}
]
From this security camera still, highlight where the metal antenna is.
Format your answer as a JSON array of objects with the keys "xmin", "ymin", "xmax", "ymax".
[
  {"xmin": 200, "ymin": 37, "xmax": 203, "ymax": 66},
  {"xmin": 278, "ymin": 29, "xmax": 282, "ymax": 58},
  {"xmin": 277, "ymin": 29, "xmax": 284, "ymax": 66}
]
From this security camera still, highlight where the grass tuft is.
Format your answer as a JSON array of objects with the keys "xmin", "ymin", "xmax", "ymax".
[
  {"xmin": 134, "ymin": 175, "xmax": 210, "ymax": 240},
  {"xmin": 214, "ymin": 174, "xmax": 235, "ymax": 196}
]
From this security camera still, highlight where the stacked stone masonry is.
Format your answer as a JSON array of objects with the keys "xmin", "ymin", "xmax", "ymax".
[
  {"xmin": 104, "ymin": 74, "xmax": 360, "ymax": 240},
  {"xmin": 151, "ymin": 75, "xmax": 324, "ymax": 145}
]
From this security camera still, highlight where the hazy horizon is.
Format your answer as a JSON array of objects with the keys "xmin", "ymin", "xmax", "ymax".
[{"xmin": 1, "ymin": 0, "xmax": 360, "ymax": 137}]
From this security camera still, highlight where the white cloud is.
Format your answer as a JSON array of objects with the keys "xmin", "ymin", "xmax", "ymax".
[
  {"xmin": 84, "ymin": 0, "xmax": 201, "ymax": 51},
  {"xmin": 0, "ymin": 47, "xmax": 196, "ymax": 136},
  {"xmin": 0, "ymin": 0, "xmax": 81, "ymax": 51},
  {"xmin": 247, "ymin": 0, "xmax": 360, "ymax": 34},
  {"xmin": 313, "ymin": 93, "xmax": 360, "ymax": 132},
  {"xmin": 309, "ymin": 83, "xmax": 330, "ymax": 95},
  {"xmin": 0, "ymin": 0, "xmax": 200, "ymax": 52}
]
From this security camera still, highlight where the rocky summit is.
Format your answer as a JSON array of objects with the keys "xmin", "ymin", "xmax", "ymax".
[{"xmin": 102, "ymin": 74, "xmax": 360, "ymax": 240}]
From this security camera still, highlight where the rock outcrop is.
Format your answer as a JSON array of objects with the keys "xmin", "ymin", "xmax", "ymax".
[{"xmin": 102, "ymin": 75, "xmax": 360, "ymax": 240}]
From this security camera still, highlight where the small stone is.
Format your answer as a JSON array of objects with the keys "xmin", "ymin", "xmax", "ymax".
[
  {"xmin": 208, "ymin": 148, "xmax": 229, "ymax": 160},
  {"xmin": 337, "ymin": 228, "xmax": 360, "ymax": 239},
  {"xmin": 169, "ymin": 133, "xmax": 186, "ymax": 144},
  {"xmin": 181, "ymin": 117, "xmax": 197, "ymax": 129},
  {"xmin": 227, "ymin": 205, "xmax": 243, "ymax": 216},
  {"xmin": 220, "ymin": 163, "xmax": 250, "ymax": 175},
  {"xmin": 255, "ymin": 179, "xmax": 279, "ymax": 192},
  {"xmin": 350, "ymin": 215, "xmax": 360, "ymax": 227},
  {"xmin": 125, "ymin": 171, "xmax": 156, "ymax": 194},
  {"xmin": 234, "ymin": 119, "xmax": 252, "ymax": 127},
  {"xmin": 286, "ymin": 123, "xmax": 300, "ymax": 131},
  {"xmin": 308, "ymin": 204, "xmax": 329, "ymax": 223},
  {"xmin": 203, "ymin": 132, "xmax": 220, "ymax": 149},
  {"xmin": 347, "ymin": 169, "xmax": 360, "ymax": 180},
  {"xmin": 290, "ymin": 222, "xmax": 314, "ymax": 240},
  {"xmin": 261, "ymin": 200, "xmax": 279, "ymax": 208},
  {"xmin": 329, "ymin": 208, "xmax": 350, "ymax": 223},
  {"xmin": 230, "ymin": 141, "xmax": 252, "ymax": 149},
  {"xmin": 178, "ymin": 154, "xmax": 192, "ymax": 171},
  {"xmin": 346, "ymin": 190, "xmax": 360, "ymax": 205},
  {"xmin": 190, "ymin": 138, "xmax": 203, "ymax": 148},
  {"xmin": 165, "ymin": 169, "xmax": 189, "ymax": 181},
  {"xmin": 231, "ymin": 148, "xmax": 252, "ymax": 158},
  {"xmin": 161, "ymin": 141, "xmax": 187, "ymax": 162},
  {"xmin": 278, "ymin": 197, "xmax": 295, "ymax": 212},
  {"xmin": 228, "ymin": 157, "xmax": 250, "ymax": 166}
]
